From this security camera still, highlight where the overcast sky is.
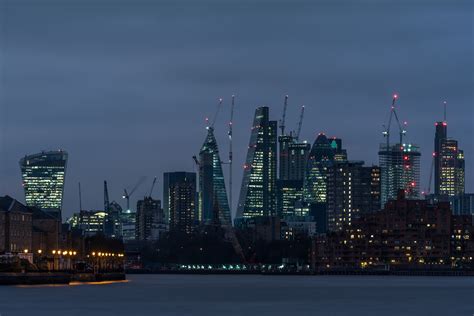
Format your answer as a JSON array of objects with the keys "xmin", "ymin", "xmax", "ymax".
[{"xmin": 1, "ymin": 0, "xmax": 472, "ymax": 219}]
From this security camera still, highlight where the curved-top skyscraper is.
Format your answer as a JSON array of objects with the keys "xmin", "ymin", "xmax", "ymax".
[
  {"xmin": 304, "ymin": 133, "xmax": 336, "ymax": 203},
  {"xmin": 19, "ymin": 150, "xmax": 68, "ymax": 220}
]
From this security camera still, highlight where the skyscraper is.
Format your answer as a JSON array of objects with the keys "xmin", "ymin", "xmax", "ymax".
[
  {"xmin": 163, "ymin": 172, "xmax": 197, "ymax": 234},
  {"xmin": 303, "ymin": 133, "xmax": 336, "ymax": 204},
  {"xmin": 198, "ymin": 127, "xmax": 232, "ymax": 226},
  {"xmin": 135, "ymin": 197, "xmax": 166, "ymax": 241},
  {"xmin": 236, "ymin": 106, "xmax": 277, "ymax": 219},
  {"xmin": 379, "ymin": 143, "xmax": 421, "ymax": 206},
  {"xmin": 326, "ymin": 161, "xmax": 381, "ymax": 231},
  {"xmin": 434, "ymin": 121, "xmax": 465, "ymax": 197},
  {"xmin": 19, "ymin": 150, "xmax": 68, "ymax": 220},
  {"xmin": 434, "ymin": 121, "xmax": 447, "ymax": 195},
  {"xmin": 276, "ymin": 180, "xmax": 305, "ymax": 217}
]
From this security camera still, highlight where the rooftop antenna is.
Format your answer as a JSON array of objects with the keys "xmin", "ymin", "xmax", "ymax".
[
  {"xmin": 443, "ymin": 100, "xmax": 447, "ymax": 122},
  {"xmin": 279, "ymin": 95, "xmax": 289, "ymax": 136}
]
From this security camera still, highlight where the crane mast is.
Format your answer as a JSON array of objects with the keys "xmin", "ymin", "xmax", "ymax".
[
  {"xmin": 279, "ymin": 95, "xmax": 289, "ymax": 136},
  {"xmin": 228, "ymin": 95, "xmax": 235, "ymax": 213},
  {"xmin": 296, "ymin": 105, "xmax": 305, "ymax": 141}
]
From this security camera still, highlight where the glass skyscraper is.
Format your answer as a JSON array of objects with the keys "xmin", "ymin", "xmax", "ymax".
[
  {"xmin": 163, "ymin": 172, "xmax": 197, "ymax": 234},
  {"xmin": 434, "ymin": 121, "xmax": 465, "ymax": 197},
  {"xmin": 379, "ymin": 143, "xmax": 421, "ymax": 206},
  {"xmin": 303, "ymin": 133, "xmax": 336, "ymax": 204},
  {"xmin": 19, "ymin": 150, "xmax": 68, "ymax": 220},
  {"xmin": 198, "ymin": 127, "xmax": 232, "ymax": 226},
  {"xmin": 236, "ymin": 106, "xmax": 277, "ymax": 219}
]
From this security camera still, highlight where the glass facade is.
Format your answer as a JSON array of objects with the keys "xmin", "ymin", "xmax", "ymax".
[
  {"xmin": 198, "ymin": 127, "xmax": 232, "ymax": 225},
  {"xmin": 163, "ymin": 172, "xmax": 197, "ymax": 234},
  {"xmin": 19, "ymin": 150, "xmax": 68, "ymax": 220},
  {"xmin": 439, "ymin": 139, "xmax": 465, "ymax": 196},
  {"xmin": 236, "ymin": 107, "xmax": 277, "ymax": 219},
  {"xmin": 379, "ymin": 143, "xmax": 421, "ymax": 206},
  {"xmin": 304, "ymin": 134, "xmax": 336, "ymax": 204}
]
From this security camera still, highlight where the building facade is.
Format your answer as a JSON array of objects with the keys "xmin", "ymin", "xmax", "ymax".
[
  {"xmin": 326, "ymin": 161, "xmax": 381, "ymax": 231},
  {"xmin": 198, "ymin": 127, "xmax": 232, "ymax": 226},
  {"xmin": 19, "ymin": 150, "xmax": 68, "ymax": 220},
  {"xmin": 164, "ymin": 172, "xmax": 197, "ymax": 234},
  {"xmin": 438, "ymin": 138, "xmax": 465, "ymax": 197},
  {"xmin": 237, "ymin": 106, "xmax": 277, "ymax": 219},
  {"xmin": 378, "ymin": 143, "xmax": 420, "ymax": 207},
  {"xmin": 135, "ymin": 197, "xmax": 166, "ymax": 241},
  {"xmin": 0, "ymin": 196, "xmax": 33, "ymax": 253}
]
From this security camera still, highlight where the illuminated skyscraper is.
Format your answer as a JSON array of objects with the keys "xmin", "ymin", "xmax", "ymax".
[
  {"xmin": 434, "ymin": 121, "xmax": 465, "ymax": 197},
  {"xmin": 236, "ymin": 106, "xmax": 277, "ymax": 219},
  {"xmin": 439, "ymin": 138, "xmax": 465, "ymax": 196},
  {"xmin": 326, "ymin": 161, "xmax": 381, "ymax": 231},
  {"xmin": 304, "ymin": 133, "xmax": 336, "ymax": 203},
  {"xmin": 19, "ymin": 150, "xmax": 68, "ymax": 220},
  {"xmin": 434, "ymin": 121, "xmax": 447, "ymax": 195},
  {"xmin": 163, "ymin": 172, "xmax": 197, "ymax": 234},
  {"xmin": 330, "ymin": 137, "xmax": 348, "ymax": 162},
  {"xmin": 276, "ymin": 180, "xmax": 305, "ymax": 217},
  {"xmin": 379, "ymin": 143, "xmax": 421, "ymax": 206},
  {"xmin": 198, "ymin": 127, "xmax": 231, "ymax": 226}
]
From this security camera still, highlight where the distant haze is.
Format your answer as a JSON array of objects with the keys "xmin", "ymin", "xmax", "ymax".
[{"xmin": 1, "ymin": 0, "xmax": 472, "ymax": 219}]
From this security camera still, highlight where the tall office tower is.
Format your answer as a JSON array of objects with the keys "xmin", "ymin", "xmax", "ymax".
[
  {"xmin": 135, "ymin": 197, "xmax": 165, "ymax": 241},
  {"xmin": 236, "ymin": 106, "xmax": 277, "ymax": 219},
  {"xmin": 276, "ymin": 180, "xmax": 305, "ymax": 217},
  {"xmin": 287, "ymin": 141, "xmax": 311, "ymax": 181},
  {"xmin": 198, "ymin": 127, "xmax": 232, "ymax": 226},
  {"xmin": 19, "ymin": 150, "xmax": 68, "ymax": 220},
  {"xmin": 104, "ymin": 200, "xmax": 122, "ymax": 239},
  {"xmin": 279, "ymin": 135, "xmax": 294, "ymax": 180},
  {"xmin": 163, "ymin": 172, "xmax": 197, "ymax": 234},
  {"xmin": 326, "ymin": 161, "xmax": 381, "ymax": 231},
  {"xmin": 379, "ymin": 143, "xmax": 421, "ymax": 206},
  {"xmin": 304, "ymin": 133, "xmax": 336, "ymax": 204},
  {"xmin": 433, "ymin": 121, "xmax": 465, "ymax": 197},
  {"xmin": 434, "ymin": 121, "xmax": 447, "ymax": 195},
  {"xmin": 330, "ymin": 137, "xmax": 348, "ymax": 162},
  {"xmin": 439, "ymin": 139, "xmax": 465, "ymax": 196}
]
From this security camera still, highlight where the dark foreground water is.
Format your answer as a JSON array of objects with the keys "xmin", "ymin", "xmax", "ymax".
[{"xmin": 0, "ymin": 275, "xmax": 473, "ymax": 315}]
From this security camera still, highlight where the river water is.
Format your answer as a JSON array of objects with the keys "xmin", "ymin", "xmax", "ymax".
[{"xmin": 0, "ymin": 274, "xmax": 472, "ymax": 315}]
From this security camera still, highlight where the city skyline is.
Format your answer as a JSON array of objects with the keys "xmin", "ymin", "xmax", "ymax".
[{"xmin": 1, "ymin": 1, "xmax": 472, "ymax": 218}]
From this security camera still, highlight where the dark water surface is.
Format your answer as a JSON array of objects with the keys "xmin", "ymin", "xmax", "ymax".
[{"xmin": 0, "ymin": 274, "xmax": 473, "ymax": 315}]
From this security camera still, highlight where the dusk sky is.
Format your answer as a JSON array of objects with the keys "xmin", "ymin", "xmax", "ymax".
[{"xmin": 0, "ymin": 0, "xmax": 472, "ymax": 219}]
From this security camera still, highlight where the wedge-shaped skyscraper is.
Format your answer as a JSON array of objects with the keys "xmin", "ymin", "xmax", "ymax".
[
  {"xmin": 198, "ymin": 127, "xmax": 232, "ymax": 225},
  {"xmin": 236, "ymin": 106, "xmax": 277, "ymax": 219},
  {"xmin": 19, "ymin": 150, "xmax": 68, "ymax": 220}
]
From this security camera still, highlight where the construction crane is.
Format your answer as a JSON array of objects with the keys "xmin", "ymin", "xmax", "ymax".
[
  {"xmin": 382, "ymin": 94, "xmax": 406, "ymax": 147},
  {"xmin": 207, "ymin": 98, "xmax": 224, "ymax": 129},
  {"xmin": 279, "ymin": 95, "xmax": 289, "ymax": 136},
  {"xmin": 295, "ymin": 105, "xmax": 305, "ymax": 141},
  {"xmin": 425, "ymin": 152, "xmax": 436, "ymax": 196},
  {"xmin": 148, "ymin": 176, "xmax": 157, "ymax": 198},
  {"xmin": 122, "ymin": 176, "xmax": 147, "ymax": 212},
  {"xmin": 104, "ymin": 181, "xmax": 110, "ymax": 212},
  {"xmin": 78, "ymin": 182, "xmax": 83, "ymax": 211},
  {"xmin": 228, "ymin": 95, "xmax": 235, "ymax": 214}
]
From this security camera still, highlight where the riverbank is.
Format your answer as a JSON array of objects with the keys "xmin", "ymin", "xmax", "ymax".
[
  {"xmin": 0, "ymin": 272, "xmax": 126, "ymax": 285},
  {"xmin": 126, "ymin": 268, "xmax": 474, "ymax": 277}
]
